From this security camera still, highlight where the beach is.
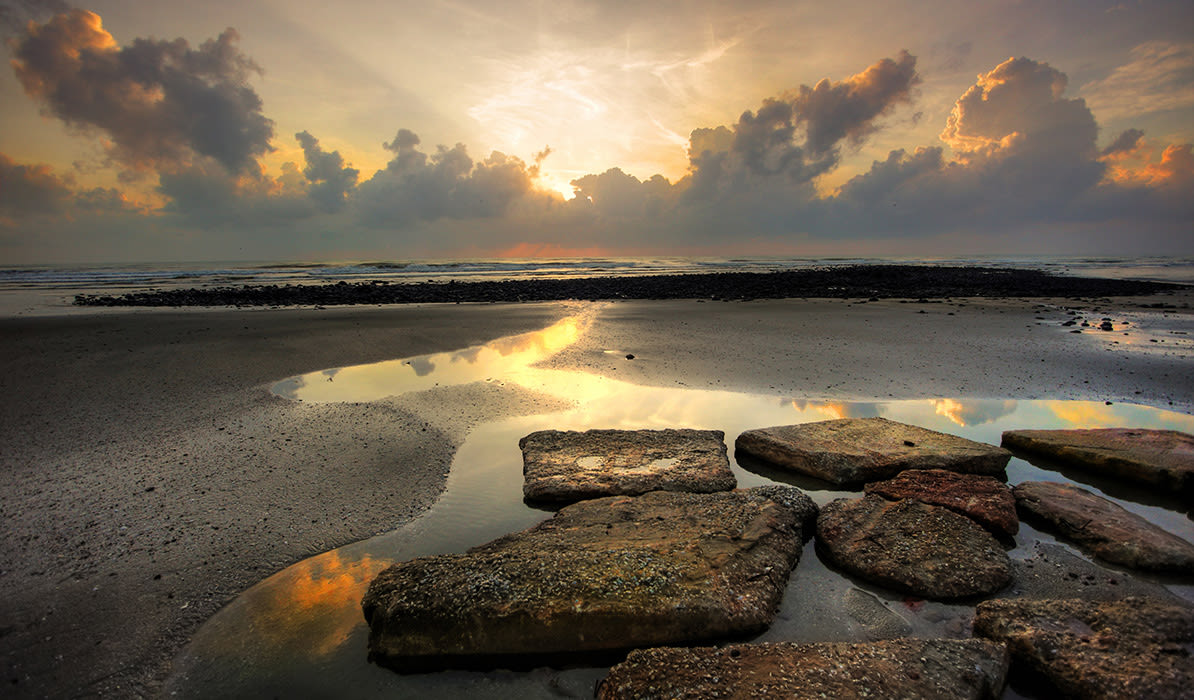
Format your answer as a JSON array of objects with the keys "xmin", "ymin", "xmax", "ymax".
[{"xmin": 2, "ymin": 290, "xmax": 1193, "ymax": 697}]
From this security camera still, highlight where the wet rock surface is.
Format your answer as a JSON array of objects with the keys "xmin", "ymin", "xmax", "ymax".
[
  {"xmin": 737, "ymin": 417, "xmax": 1011, "ymax": 487},
  {"xmin": 361, "ymin": 487, "xmax": 806, "ymax": 670},
  {"xmin": 520, "ymin": 428, "xmax": 735, "ymax": 503},
  {"xmin": 974, "ymin": 596, "xmax": 1194, "ymax": 699},
  {"xmin": 596, "ymin": 638, "xmax": 1009, "ymax": 700},
  {"xmin": 815, "ymin": 494, "xmax": 1013, "ymax": 599},
  {"xmin": 1005, "ymin": 542, "xmax": 1181, "ymax": 602},
  {"xmin": 1013, "ymin": 481, "xmax": 1194, "ymax": 573},
  {"xmin": 1002, "ymin": 428, "xmax": 1194, "ymax": 493},
  {"xmin": 73, "ymin": 265, "xmax": 1183, "ymax": 307},
  {"xmin": 865, "ymin": 468, "xmax": 1019, "ymax": 538}
]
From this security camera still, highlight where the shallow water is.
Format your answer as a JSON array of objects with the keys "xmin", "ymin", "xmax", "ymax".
[{"xmin": 167, "ymin": 315, "xmax": 1194, "ymax": 698}]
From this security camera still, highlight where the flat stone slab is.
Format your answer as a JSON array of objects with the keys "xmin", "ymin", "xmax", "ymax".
[
  {"xmin": 520, "ymin": 428, "xmax": 735, "ymax": 502},
  {"xmin": 597, "ymin": 638, "xmax": 1009, "ymax": 699},
  {"xmin": 362, "ymin": 487, "xmax": 810, "ymax": 671},
  {"xmin": 1013, "ymin": 481, "xmax": 1194, "ymax": 573},
  {"xmin": 975, "ymin": 597, "xmax": 1194, "ymax": 699},
  {"xmin": 816, "ymin": 494, "xmax": 1013, "ymax": 599},
  {"xmin": 865, "ymin": 468, "xmax": 1019, "ymax": 538},
  {"xmin": 737, "ymin": 417, "xmax": 1011, "ymax": 487},
  {"xmin": 1002, "ymin": 428, "xmax": 1194, "ymax": 493}
]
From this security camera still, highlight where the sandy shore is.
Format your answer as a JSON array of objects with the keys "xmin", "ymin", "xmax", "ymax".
[{"xmin": 2, "ymin": 292, "xmax": 1192, "ymax": 697}]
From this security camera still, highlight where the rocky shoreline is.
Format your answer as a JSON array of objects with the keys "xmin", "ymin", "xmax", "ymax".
[{"xmin": 73, "ymin": 265, "xmax": 1185, "ymax": 307}]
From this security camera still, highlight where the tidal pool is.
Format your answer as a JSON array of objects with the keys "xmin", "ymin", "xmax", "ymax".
[{"xmin": 166, "ymin": 314, "xmax": 1194, "ymax": 699}]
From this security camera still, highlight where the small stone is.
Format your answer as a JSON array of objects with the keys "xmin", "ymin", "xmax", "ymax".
[
  {"xmin": 815, "ymin": 494, "xmax": 1013, "ymax": 599},
  {"xmin": 736, "ymin": 417, "xmax": 1011, "ymax": 487},
  {"xmin": 520, "ymin": 429, "xmax": 735, "ymax": 503},
  {"xmin": 1013, "ymin": 481, "xmax": 1194, "ymax": 573},
  {"xmin": 975, "ymin": 597, "xmax": 1194, "ymax": 699},
  {"xmin": 624, "ymin": 353, "xmax": 634, "ymax": 360},
  {"xmin": 597, "ymin": 638, "xmax": 1009, "ymax": 699}
]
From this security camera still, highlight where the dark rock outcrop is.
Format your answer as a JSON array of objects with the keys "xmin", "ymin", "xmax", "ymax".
[
  {"xmin": 520, "ymin": 428, "xmax": 735, "ymax": 503},
  {"xmin": 1013, "ymin": 480, "xmax": 1194, "ymax": 573},
  {"xmin": 974, "ymin": 597, "xmax": 1194, "ymax": 699},
  {"xmin": 865, "ymin": 468, "xmax": 1019, "ymax": 538},
  {"xmin": 597, "ymin": 638, "xmax": 1009, "ymax": 700},
  {"xmin": 1002, "ymin": 428, "xmax": 1194, "ymax": 493},
  {"xmin": 361, "ymin": 487, "xmax": 808, "ymax": 671},
  {"xmin": 737, "ymin": 418, "xmax": 1011, "ymax": 487},
  {"xmin": 815, "ymin": 494, "xmax": 1013, "ymax": 599}
]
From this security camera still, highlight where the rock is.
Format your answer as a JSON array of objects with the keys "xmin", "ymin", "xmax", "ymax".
[
  {"xmin": 974, "ymin": 597, "xmax": 1194, "ymax": 699},
  {"xmin": 815, "ymin": 494, "xmax": 1013, "ymax": 599},
  {"xmin": 362, "ymin": 487, "xmax": 807, "ymax": 671},
  {"xmin": 1012, "ymin": 481, "xmax": 1194, "ymax": 573},
  {"xmin": 596, "ymin": 638, "xmax": 1009, "ymax": 700},
  {"xmin": 736, "ymin": 417, "xmax": 1011, "ymax": 487},
  {"xmin": 1001, "ymin": 428, "xmax": 1194, "ymax": 493},
  {"xmin": 520, "ymin": 429, "xmax": 736, "ymax": 503},
  {"xmin": 865, "ymin": 469, "xmax": 1019, "ymax": 538}
]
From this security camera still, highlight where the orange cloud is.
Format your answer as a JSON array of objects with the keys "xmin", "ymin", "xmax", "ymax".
[{"xmin": 1103, "ymin": 140, "xmax": 1194, "ymax": 189}]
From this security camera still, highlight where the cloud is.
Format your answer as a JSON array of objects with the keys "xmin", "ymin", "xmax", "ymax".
[
  {"xmin": 1102, "ymin": 128, "xmax": 1145, "ymax": 156},
  {"xmin": 0, "ymin": 152, "xmax": 72, "ymax": 218},
  {"xmin": 791, "ymin": 50, "xmax": 920, "ymax": 155},
  {"xmin": 10, "ymin": 9, "xmax": 273, "ymax": 174},
  {"xmin": 940, "ymin": 57, "xmax": 1097, "ymax": 162},
  {"xmin": 1082, "ymin": 41, "xmax": 1194, "ymax": 121},
  {"xmin": 354, "ymin": 131, "xmax": 545, "ymax": 227},
  {"xmin": 0, "ymin": 0, "xmax": 69, "ymax": 32},
  {"xmin": 295, "ymin": 131, "xmax": 358, "ymax": 213}
]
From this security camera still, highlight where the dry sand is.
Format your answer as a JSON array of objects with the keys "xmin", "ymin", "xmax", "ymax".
[{"xmin": 1, "ymin": 292, "xmax": 1192, "ymax": 697}]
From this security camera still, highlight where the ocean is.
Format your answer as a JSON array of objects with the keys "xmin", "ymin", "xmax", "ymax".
[{"xmin": 2, "ymin": 255, "xmax": 1192, "ymax": 315}]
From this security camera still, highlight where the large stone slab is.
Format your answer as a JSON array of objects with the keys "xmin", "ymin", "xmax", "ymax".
[
  {"xmin": 520, "ymin": 428, "xmax": 735, "ymax": 502},
  {"xmin": 1002, "ymin": 428, "xmax": 1194, "ymax": 493},
  {"xmin": 597, "ymin": 638, "xmax": 1009, "ymax": 700},
  {"xmin": 815, "ymin": 494, "xmax": 1013, "ymax": 599},
  {"xmin": 1013, "ymin": 480, "xmax": 1194, "ymax": 573},
  {"xmin": 361, "ymin": 487, "xmax": 810, "ymax": 671},
  {"xmin": 974, "ymin": 597, "xmax": 1194, "ymax": 699},
  {"xmin": 865, "ymin": 468, "xmax": 1019, "ymax": 538},
  {"xmin": 737, "ymin": 417, "xmax": 1011, "ymax": 487}
]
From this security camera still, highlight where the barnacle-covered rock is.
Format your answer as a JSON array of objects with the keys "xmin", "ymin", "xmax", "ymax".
[
  {"xmin": 597, "ymin": 638, "xmax": 1009, "ymax": 699},
  {"xmin": 361, "ymin": 487, "xmax": 809, "ymax": 671}
]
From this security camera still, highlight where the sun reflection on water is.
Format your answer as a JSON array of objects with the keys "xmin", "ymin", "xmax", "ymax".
[{"xmin": 170, "ymin": 314, "xmax": 1194, "ymax": 699}]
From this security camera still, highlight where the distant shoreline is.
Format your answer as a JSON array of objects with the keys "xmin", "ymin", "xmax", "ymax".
[{"xmin": 74, "ymin": 265, "xmax": 1187, "ymax": 307}]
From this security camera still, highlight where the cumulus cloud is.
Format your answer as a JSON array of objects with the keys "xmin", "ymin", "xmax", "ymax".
[
  {"xmin": 10, "ymin": 9, "xmax": 273, "ymax": 174},
  {"xmin": 295, "ymin": 131, "xmax": 358, "ymax": 213},
  {"xmin": 678, "ymin": 52, "xmax": 920, "ymax": 203},
  {"xmin": 0, "ymin": 152, "xmax": 72, "ymax": 217},
  {"xmin": 354, "ymin": 131, "xmax": 543, "ymax": 227},
  {"xmin": 940, "ymin": 57, "xmax": 1097, "ymax": 162}
]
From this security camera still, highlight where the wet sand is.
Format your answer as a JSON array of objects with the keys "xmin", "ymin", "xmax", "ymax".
[{"xmin": 2, "ymin": 292, "xmax": 1192, "ymax": 697}]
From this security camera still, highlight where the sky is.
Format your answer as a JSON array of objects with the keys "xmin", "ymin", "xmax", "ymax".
[{"xmin": 0, "ymin": 0, "xmax": 1191, "ymax": 263}]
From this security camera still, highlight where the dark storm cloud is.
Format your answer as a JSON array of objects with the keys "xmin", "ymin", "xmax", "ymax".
[
  {"xmin": 0, "ymin": 152, "xmax": 71, "ymax": 216},
  {"xmin": 679, "ymin": 52, "xmax": 920, "ymax": 202},
  {"xmin": 0, "ymin": 0, "xmax": 68, "ymax": 32},
  {"xmin": 295, "ymin": 131, "xmax": 358, "ymax": 213},
  {"xmin": 1102, "ymin": 128, "xmax": 1145, "ymax": 156},
  {"xmin": 792, "ymin": 50, "xmax": 920, "ymax": 155},
  {"xmin": 10, "ymin": 9, "xmax": 273, "ymax": 173},
  {"xmin": 354, "ymin": 131, "xmax": 540, "ymax": 226}
]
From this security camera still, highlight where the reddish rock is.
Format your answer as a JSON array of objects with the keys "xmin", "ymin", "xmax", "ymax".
[
  {"xmin": 520, "ymin": 428, "xmax": 735, "ymax": 502},
  {"xmin": 865, "ymin": 469, "xmax": 1018, "ymax": 538},
  {"xmin": 815, "ymin": 494, "xmax": 1013, "ymax": 600},
  {"xmin": 362, "ymin": 487, "xmax": 807, "ymax": 671},
  {"xmin": 597, "ymin": 638, "xmax": 1009, "ymax": 699},
  {"xmin": 975, "ymin": 597, "xmax": 1194, "ymax": 699},
  {"xmin": 737, "ymin": 417, "xmax": 1011, "ymax": 487},
  {"xmin": 1001, "ymin": 428, "xmax": 1194, "ymax": 493},
  {"xmin": 1013, "ymin": 481, "xmax": 1194, "ymax": 573}
]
